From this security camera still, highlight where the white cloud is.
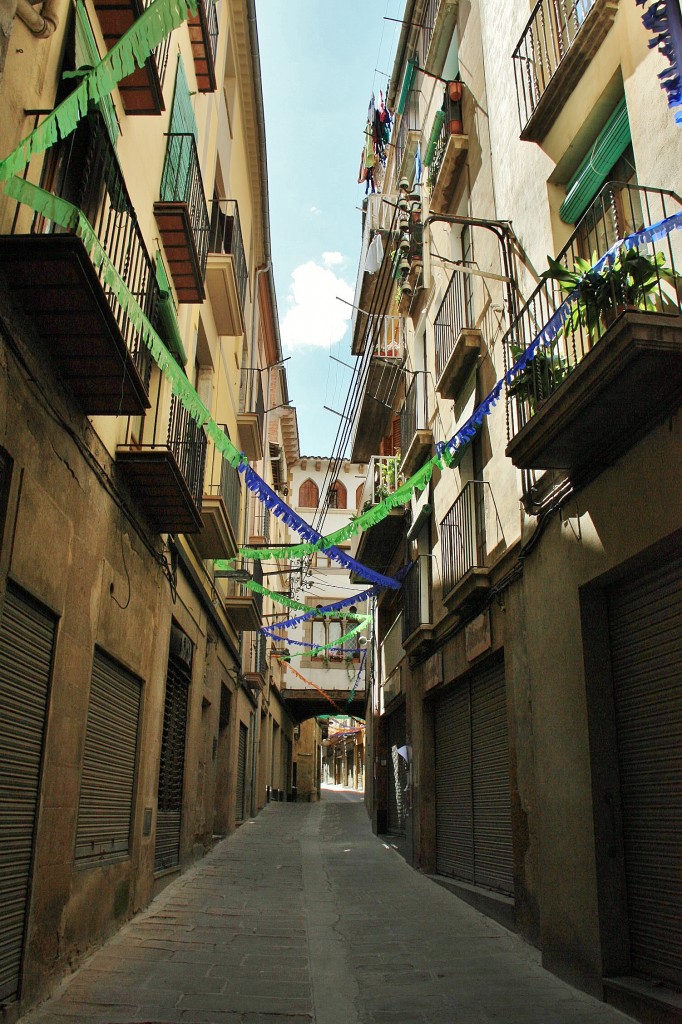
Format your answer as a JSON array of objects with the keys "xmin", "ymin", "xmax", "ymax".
[
  {"xmin": 309, "ymin": 205, "xmax": 321, "ymax": 215},
  {"xmin": 281, "ymin": 259, "xmax": 354, "ymax": 352},
  {"xmin": 322, "ymin": 251, "xmax": 343, "ymax": 267}
]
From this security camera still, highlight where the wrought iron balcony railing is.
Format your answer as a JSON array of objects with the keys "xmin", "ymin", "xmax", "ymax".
[
  {"xmin": 367, "ymin": 315, "xmax": 405, "ymax": 360},
  {"xmin": 159, "ymin": 131, "xmax": 210, "ymax": 279},
  {"xmin": 395, "ymin": 87, "xmax": 420, "ymax": 175},
  {"xmin": 167, "ymin": 395, "xmax": 208, "ymax": 508},
  {"xmin": 402, "ymin": 555, "xmax": 432, "ymax": 641},
  {"xmin": 504, "ymin": 182, "xmax": 682, "ymax": 441},
  {"xmin": 420, "ymin": 0, "xmax": 440, "ymax": 65},
  {"xmin": 15, "ymin": 113, "xmax": 158, "ymax": 390},
  {"xmin": 209, "ymin": 198, "xmax": 248, "ymax": 311},
  {"xmin": 434, "ymin": 262, "xmax": 477, "ymax": 380},
  {"xmin": 441, "ymin": 480, "xmax": 502, "ymax": 597},
  {"xmin": 400, "ymin": 373, "xmax": 429, "ymax": 451},
  {"xmin": 512, "ymin": 0, "xmax": 616, "ymax": 137},
  {"xmin": 205, "ymin": 425, "xmax": 241, "ymax": 535}
]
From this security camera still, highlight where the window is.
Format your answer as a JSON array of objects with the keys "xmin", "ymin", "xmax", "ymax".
[
  {"xmin": 298, "ymin": 478, "xmax": 319, "ymax": 508},
  {"xmin": 311, "ymin": 612, "xmax": 359, "ymax": 661},
  {"xmin": 356, "ymin": 483, "xmax": 364, "ymax": 510},
  {"xmin": 328, "ymin": 481, "xmax": 347, "ymax": 509}
]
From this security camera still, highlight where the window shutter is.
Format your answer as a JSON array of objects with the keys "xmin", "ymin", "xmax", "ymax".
[
  {"xmin": 560, "ymin": 97, "xmax": 631, "ymax": 224},
  {"xmin": 162, "ymin": 58, "xmax": 198, "ymax": 202},
  {"xmin": 397, "ymin": 58, "xmax": 417, "ymax": 116}
]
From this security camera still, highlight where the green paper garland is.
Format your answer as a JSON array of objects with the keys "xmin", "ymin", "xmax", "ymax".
[
  {"xmin": 4, "ymin": 176, "xmax": 245, "ymax": 470},
  {"xmin": 277, "ymin": 620, "xmax": 371, "ymax": 660},
  {"xmin": 0, "ymin": 0, "xmax": 198, "ymax": 182},
  {"xmin": 238, "ymin": 579, "xmax": 369, "ymax": 622}
]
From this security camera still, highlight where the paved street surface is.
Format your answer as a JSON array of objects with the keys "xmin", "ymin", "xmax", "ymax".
[{"xmin": 20, "ymin": 789, "xmax": 633, "ymax": 1024}]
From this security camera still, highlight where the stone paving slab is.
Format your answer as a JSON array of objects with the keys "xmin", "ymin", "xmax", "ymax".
[{"xmin": 18, "ymin": 794, "xmax": 634, "ymax": 1024}]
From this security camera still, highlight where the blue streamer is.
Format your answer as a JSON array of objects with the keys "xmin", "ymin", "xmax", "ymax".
[
  {"xmin": 637, "ymin": 0, "xmax": 682, "ymax": 123},
  {"xmin": 264, "ymin": 585, "xmax": 382, "ymax": 632}
]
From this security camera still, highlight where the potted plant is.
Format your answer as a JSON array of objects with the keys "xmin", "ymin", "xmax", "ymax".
[
  {"xmin": 542, "ymin": 246, "xmax": 678, "ymax": 340},
  {"xmin": 507, "ymin": 340, "xmax": 569, "ymax": 413},
  {"xmin": 448, "ymin": 80, "xmax": 463, "ymax": 102}
]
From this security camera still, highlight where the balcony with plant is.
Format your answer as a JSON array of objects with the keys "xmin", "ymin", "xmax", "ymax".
[
  {"xmin": 350, "ymin": 454, "xmax": 405, "ymax": 582},
  {"xmin": 505, "ymin": 181, "xmax": 682, "ymax": 482},
  {"xmin": 512, "ymin": 0, "xmax": 619, "ymax": 142},
  {"xmin": 424, "ymin": 82, "xmax": 468, "ymax": 214}
]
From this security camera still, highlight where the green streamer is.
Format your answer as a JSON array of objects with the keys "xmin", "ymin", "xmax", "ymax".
[
  {"xmin": 4, "ymin": 176, "xmax": 245, "ymax": 471},
  {"xmin": 0, "ymin": 0, "xmax": 197, "ymax": 182},
  {"xmin": 236, "ymin": 452, "xmax": 442, "ymax": 562},
  {"xmin": 278, "ymin": 619, "xmax": 372, "ymax": 660},
  {"xmin": 238, "ymin": 579, "xmax": 370, "ymax": 622}
]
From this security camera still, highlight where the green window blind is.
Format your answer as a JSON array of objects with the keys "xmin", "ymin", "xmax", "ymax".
[
  {"xmin": 74, "ymin": 1, "xmax": 119, "ymax": 146},
  {"xmin": 424, "ymin": 109, "xmax": 446, "ymax": 167},
  {"xmin": 155, "ymin": 253, "xmax": 188, "ymax": 366},
  {"xmin": 397, "ymin": 58, "xmax": 417, "ymax": 116},
  {"xmin": 161, "ymin": 57, "xmax": 198, "ymax": 202},
  {"xmin": 559, "ymin": 97, "xmax": 631, "ymax": 224}
]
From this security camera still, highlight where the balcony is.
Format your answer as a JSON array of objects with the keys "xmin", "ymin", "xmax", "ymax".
[
  {"xmin": 402, "ymin": 556, "xmax": 434, "ymax": 656},
  {"xmin": 188, "ymin": 0, "xmax": 218, "ymax": 93},
  {"xmin": 237, "ymin": 370, "xmax": 264, "ymax": 461},
  {"xmin": 441, "ymin": 481, "xmax": 503, "ymax": 614},
  {"xmin": 193, "ymin": 425, "xmax": 240, "ymax": 560},
  {"xmin": 513, "ymin": 0, "xmax": 619, "ymax": 142},
  {"xmin": 426, "ymin": 89, "xmax": 468, "ymax": 214},
  {"xmin": 351, "ymin": 194, "xmax": 397, "ymax": 355},
  {"xmin": 400, "ymin": 374, "xmax": 433, "ymax": 477},
  {"xmin": 351, "ymin": 456, "xmax": 405, "ymax": 582},
  {"xmin": 205, "ymin": 198, "xmax": 248, "ymax": 335},
  {"xmin": 351, "ymin": 317, "xmax": 405, "ymax": 463},
  {"xmin": 505, "ymin": 183, "xmax": 682, "ymax": 484},
  {"xmin": 117, "ymin": 392, "xmax": 207, "ymax": 533},
  {"xmin": 0, "ymin": 115, "xmax": 155, "ymax": 416},
  {"xmin": 93, "ymin": 0, "xmax": 168, "ymax": 114},
  {"xmin": 154, "ymin": 132, "xmax": 209, "ymax": 303},
  {"xmin": 243, "ymin": 631, "xmax": 267, "ymax": 691},
  {"xmin": 420, "ymin": 0, "xmax": 460, "ymax": 78},
  {"xmin": 435, "ymin": 266, "xmax": 482, "ymax": 398},
  {"xmin": 221, "ymin": 561, "xmax": 263, "ymax": 632}
]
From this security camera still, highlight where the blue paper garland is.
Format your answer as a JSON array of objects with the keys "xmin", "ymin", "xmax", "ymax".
[{"xmin": 637, "ymin": 0, "xmax": 682, "ymax": 124}]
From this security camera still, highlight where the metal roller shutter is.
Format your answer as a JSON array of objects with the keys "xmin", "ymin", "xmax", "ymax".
[
  {"xmin": 154, "ymin": 654, "xmax": 190, "ymax": 871},
  {"xmin": 608, "ymin": 553, "xmax": 682, "ymax": 986},
  {"xmin": 76, "ymin": 649, "xmax": 141, "ymax": 862},
  {"xmin": 236, "ymin": 722, "xmax": 247, "ymax": 820},
  {"xmin": 0, "ymin": 585, "xmax": 56, "ymax": 1003},
  {"xmin": 434, "ymin": 659, "xmax": 513, "ymax": 894},
  {"xmin": 471, "ymin": 661, "xmax": 513, "ymax": 894},
  {"xmin": 435, "ymin": 685, "xmax": 474, "ymax": 880},
  {"xmin": 386, "ymin": 703, "xmax": 407, "ymax": 835}
]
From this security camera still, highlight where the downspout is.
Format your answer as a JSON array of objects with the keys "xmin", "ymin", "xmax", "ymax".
[{"xmin": 16, "ymin": 0, "xmax": 59, "ymax": 37}]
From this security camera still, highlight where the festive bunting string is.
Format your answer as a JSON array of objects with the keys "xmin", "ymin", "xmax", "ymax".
[
  {"xmin": 261, "ymin": 632, "xmax": 365, "ymax": 654},
  {"xmin": 234, "ymin": 464, "xmax": 403, "ymax": 588},
  {"xmin": 276, "ymin": 619, "xmax": 371, "ymax": 660},
  {"xmin": 636, "ymin": 0, "xmax": 682, "ymax": 124},
  {"xmin": 264, "ymin": 584, "xmax": 382, "ymax": 632},
  {"xmin": 240, "ymin": 579, "xmax": 369, "ymax": 619},
  {"xmin": 0, "ymin": 0, "xmax": 199, "ymax": 182},
  {"xmin": 273, "ymin": 657, "xmax": 343, "ymax": 712}
]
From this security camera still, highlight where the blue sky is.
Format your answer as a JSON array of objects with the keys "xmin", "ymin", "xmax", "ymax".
[{"xmin": 256, "ymin": 0, "xmax": 402, "ymax": 457}]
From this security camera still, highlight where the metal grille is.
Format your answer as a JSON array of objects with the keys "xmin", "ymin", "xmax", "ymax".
[
  {"xmin": 154, "ymin": 653, "xmax": 191, "ymax": 871},
  {"xmin": 160, "ymin": 131, "xmax": 210, "ymax": 280},
  {"xmin": 0, "ymin": 586, "xmax": 56, "ymax": 1002},
  {"xmin": 236, "ymin": 722, "xmax": 248, "ymax": 821},
  {"xmin": 208, "ymin": 199, "xmax": 248, "ymax": 310},
  {"xmin": 76, "ymin": 650, "xmax": 141, "ymax": 862},
  {"xmin": 608, "ymin": 553, "xmax": 682, "ymax": 986},
  {"xmin": 434, "ymin": 659, "xmax": 513, "ymax": 893},
  {"xmin": 167, "ymin": 394, "xmax": 208, "ymax": 508},
  {"xmin": 400, "ymin": 374, "xmax": 428, "ymax": 456},
  {"xmin": 434, "ymin": 264, "xmax": 477, "ymax": 381}
]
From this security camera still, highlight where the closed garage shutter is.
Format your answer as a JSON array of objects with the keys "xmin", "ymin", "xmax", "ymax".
[
  {"xmin": 154, "ymin": 643, "xmax": 191, "ymax": 872},
  {"xmin": 386, "ymin": 703, "xmax": 407, "ymax": 835},
  {"xmin": 435, "ymin": 658, "xmax": 513, "ymax": 895},
  {"xmin": 236, "ymin": 722, "xmax": 247, "ymax": 820},
  {"xmin": 471, "ymin": 661, "xmax": 514, "ymax": 894},
  {"xmin": 435, "ymin": 685, "xmax": 473, "ymax": 880},
  {"xmin": 608, "ymin": 553, "xmax": 682, "ymax": 986},
  {"xmin": 0, "ymin": 585, "xmax": 56, "ymax": 1003},
  {"xmin": 76, "ymin": 649, "xmax": 141, "ymax": 862}
]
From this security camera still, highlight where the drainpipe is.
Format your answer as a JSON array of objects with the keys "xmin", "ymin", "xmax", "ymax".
[{"xmin": 16, "ymin": 0, "xmax": 59, "ymax": 37}]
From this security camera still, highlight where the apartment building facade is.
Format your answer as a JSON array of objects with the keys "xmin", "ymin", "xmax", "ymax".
[
  {"xmin": 0, "ymin": 0, "xmax": 298, "ymax": 1013},
  {"xmin": 354, "ymin": 1, "xmax": 682, "ymax": 1018}
]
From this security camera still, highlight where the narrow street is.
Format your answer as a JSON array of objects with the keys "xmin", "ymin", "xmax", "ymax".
[{"xmin": 20, "ymin": 790, "xmax": 633, "ymax": 1024}]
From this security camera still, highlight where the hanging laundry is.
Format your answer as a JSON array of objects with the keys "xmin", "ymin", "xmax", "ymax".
[{"xmin": 365, "ymin": 232, "xmax": 384, "ymax": 275}]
